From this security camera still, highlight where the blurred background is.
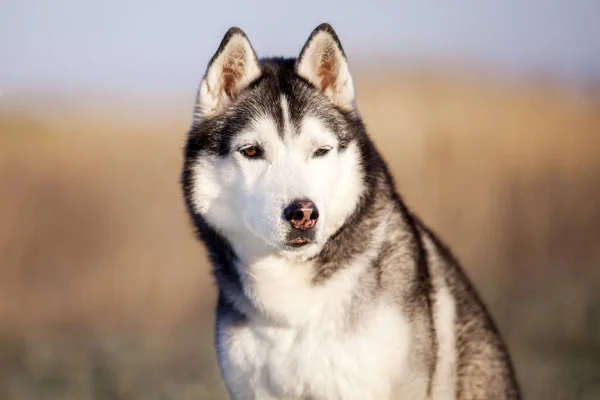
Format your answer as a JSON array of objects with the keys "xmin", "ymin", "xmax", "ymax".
[{"xmin": 1, "ymin": 1, "xmax": 599, "ymax": 399}]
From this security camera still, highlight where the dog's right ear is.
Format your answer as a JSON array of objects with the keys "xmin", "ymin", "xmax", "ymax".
[
  {"xmin": 296, "ymin": 24, "xmax": 355, "ymax": 110},
  {"xmin": 194, "ymin": 27, "xmax": 261, "ymax": 121}
]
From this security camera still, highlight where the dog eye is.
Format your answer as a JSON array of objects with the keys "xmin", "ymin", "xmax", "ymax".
[
  {"xmin": 240, "ymin": 146, "xmax": 263, "ymax": 159},
  {"xmin": 313, "ymin": 147, "xmax": 331, "ymax": 158}
]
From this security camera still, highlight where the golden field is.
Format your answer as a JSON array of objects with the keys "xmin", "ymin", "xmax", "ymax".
[{"xmin": 1, "ymin": 70, "xmax": 599, "ymax": 399}]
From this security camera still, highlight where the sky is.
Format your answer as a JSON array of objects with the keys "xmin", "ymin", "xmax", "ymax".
[{"xmin": 1, "ymin": 0, "xmax": 599, "ymax": 93}]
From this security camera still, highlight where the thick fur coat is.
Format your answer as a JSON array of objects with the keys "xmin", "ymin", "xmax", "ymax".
[{"xmin": 181, "ymin": 24, "xmax": 521, "ymax": 400}]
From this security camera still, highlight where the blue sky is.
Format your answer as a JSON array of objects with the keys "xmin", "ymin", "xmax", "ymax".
[{"xmin": 1, "ymin": 0, "xmax": 599, "ymax": 93}]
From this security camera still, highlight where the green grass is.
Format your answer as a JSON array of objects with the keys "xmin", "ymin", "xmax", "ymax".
[{"xmin": 0, "ymin": 327, "xmax": 227, "ymax": 400}]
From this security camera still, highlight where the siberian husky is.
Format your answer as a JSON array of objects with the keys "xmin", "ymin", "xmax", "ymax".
[{"xmin": 181, "ymin": 23, "xmax": 521, "ymax": 400}]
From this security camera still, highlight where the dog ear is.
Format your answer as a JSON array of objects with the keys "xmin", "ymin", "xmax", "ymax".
[
  {"xmin": 296, "ymin": 24, "xmax": 355, "ymax": 110},
  {"xmin": 195, "ymin": 27, "xmax": 261, "ymax": 121}
]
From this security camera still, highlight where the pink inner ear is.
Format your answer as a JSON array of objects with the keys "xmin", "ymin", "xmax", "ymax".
[
  {"xmin": 222, "ymin": 66, "xmax": 242, "ymax": 98},
  {"xmin": 316, "ymin": 46, "xmax": 339, "ymax": 91},
  {"xmin": 220, "ymin": 46, "xmax": 247, "ymax": 98}
]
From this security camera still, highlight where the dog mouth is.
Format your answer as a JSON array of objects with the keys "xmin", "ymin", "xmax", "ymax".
[
  {"xmin": 287, "ymin": 237, "xmax": 312, "ymax": 248},
  {"xmin": 285, "ymin": 231, "xmax": 315, "ymax": 249}
]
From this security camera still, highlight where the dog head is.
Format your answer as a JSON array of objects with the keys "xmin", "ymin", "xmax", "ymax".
[{"xmin": 182, "ymin": 24, "xmax": 371, "ymax": 261}]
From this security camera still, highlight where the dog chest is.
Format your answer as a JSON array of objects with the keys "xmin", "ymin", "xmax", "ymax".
[{"xmin": 218, "ymin": 300, "xmax": 413, "ymax": 400}]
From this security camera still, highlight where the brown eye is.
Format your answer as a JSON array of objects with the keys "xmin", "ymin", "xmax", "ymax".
[
  {"xmin": 313, "ymin": 147, "xmax": 331, "ymax": 157},
  {"xmin": 240, "ymin": 146, "xmax": 262, "ymax": 159}
]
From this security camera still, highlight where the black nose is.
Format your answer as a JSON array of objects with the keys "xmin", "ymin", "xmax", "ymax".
[{"xmin": 284, "ymin": 200, "xmax": 319, "ymax": 231}]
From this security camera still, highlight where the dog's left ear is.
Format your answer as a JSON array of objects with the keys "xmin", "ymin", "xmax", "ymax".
[{"xmin": 296, "ymin": 24, "xmax": 355, "ymax": 110}]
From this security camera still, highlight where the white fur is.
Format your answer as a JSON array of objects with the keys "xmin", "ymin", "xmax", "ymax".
[
  {"xmin": 218, "ymin": 270, "xmax": 412, "ymax": 400},
  {"xmin": 423, "ymin": 234, "xmax": 457, "ymax": 400},
  {"xmin": 430, "ymin": 286, "xmax": 458, "ymax": 400}
]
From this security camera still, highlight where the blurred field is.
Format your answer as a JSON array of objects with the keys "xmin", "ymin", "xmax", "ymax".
[{"xmin": 1, "ymin": 70, "xmax": 600, "ymax": 399}]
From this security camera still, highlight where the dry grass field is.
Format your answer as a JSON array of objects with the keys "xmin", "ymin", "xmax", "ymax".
[{"xmin": 1, "ymin": 70, "xmax": 599, "ymax": 399}]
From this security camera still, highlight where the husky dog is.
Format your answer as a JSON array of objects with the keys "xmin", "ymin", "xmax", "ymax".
[{"xmin": 181, "ymin": 24, "xmax": 520, "ymax": 400}]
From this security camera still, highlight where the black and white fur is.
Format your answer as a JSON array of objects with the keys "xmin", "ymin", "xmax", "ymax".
[{"xmin": 181, "ymin": 24, "xmax": 521, "ymax": 400}]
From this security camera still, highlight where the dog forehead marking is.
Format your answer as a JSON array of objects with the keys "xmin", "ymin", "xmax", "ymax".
[{"xmin": 280, "ymin": 94, "xmax": 292, "ymax": 138}]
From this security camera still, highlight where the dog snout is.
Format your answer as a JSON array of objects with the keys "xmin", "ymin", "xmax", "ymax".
[{"xmin": 284, "ymin": 200, "xmax": 319, "ymax": 231}]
